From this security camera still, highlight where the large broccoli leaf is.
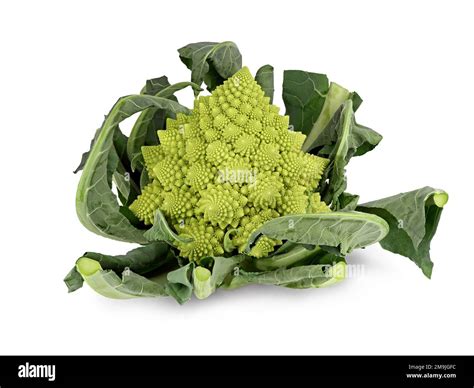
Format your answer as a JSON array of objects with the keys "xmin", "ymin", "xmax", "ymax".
[
  {"xmin": 282, "ymin": 70, "xmax": 368, "ymax": 148},
  {"xmin": 76, "ymin": 94, "xmax": 190, "ymax": 243},
  {"xmin": 357, "ymin": 187, "xmax": 448, "ymax": 278},
  {"xmin": 282, "ymin": 70, "xmax": 329, "ymax": 135},
  {"xmin": 312, "ymin": 102, "xmax": 382, "ymax": 159},
  {"xmin": 246, "ymin": 211, "xmax": 389, "ymax": 256},
  {"xmin": 302, "ymin": 83, "xmax": 359, "ymax": 151},
  {"xmin": 282, "ymin": 73, "xmax": 381, "ymax": 210}
]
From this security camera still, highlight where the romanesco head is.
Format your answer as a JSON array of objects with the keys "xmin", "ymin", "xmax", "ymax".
[{"xmin": 129, "ymin": 67, "xmax": 330, "ymax": 262}]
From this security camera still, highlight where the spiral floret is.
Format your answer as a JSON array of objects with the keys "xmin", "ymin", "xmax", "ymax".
[
  {"xmin": 278, "ymin": 185, "xmax": 310, "ymax": 215},
  {"xmin": 176, "ymin": 219, "xmax": 225, "ymax": 262},
  {"xmin": 250, "ymin": 236, "xmax": 282, "ymax": 258},
  {"xmin": 142, "ymin": 145, "xmax": 164, "ymax": 178},
  {"xmin": 248, "ymin": 172, "xmax": 284, "ymax": 209},
  {"xmin": 309, "ymin": 193, "xmax": 331, "ymax": 213},
  {"xmin": 128, "ymin": 180, "xmax": 164, "ymax": 225},
  {"xmin": 197, "ymin": 183, "xmax": 247, "ymax": 229}
]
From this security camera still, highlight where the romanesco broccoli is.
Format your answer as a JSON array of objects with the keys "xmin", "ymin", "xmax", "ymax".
[{"xmin": 129, "ymin": 67, "xmax": 330, "ymax": 261}]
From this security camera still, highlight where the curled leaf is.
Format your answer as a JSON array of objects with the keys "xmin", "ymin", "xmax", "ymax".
[
  {"xmin": 76, "ymin": 258, "xmax": 168, "ymax": 299},
  {"xmin": 358, "ymin": 187, "xmax": 448, "ymax": 278},
  {"xmin": 76, "ymin": 94, "xmax": 190, "ymax": 243}
]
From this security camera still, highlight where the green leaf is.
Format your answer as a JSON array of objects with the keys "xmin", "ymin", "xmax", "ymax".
[
  {"xmin": 112, "ymin": 126, "xmax": 129, "ymax": 162},
  {"xmin": 166, "ymin": 262, "xmax": 194, "ymax": 304},
  {"xmin": 210, "ymin": 256, "xmax": 245, "ymax": 287},
  {"xmin": 202, "ymin": 65, "xmax": 225, "ymax": 92},
  {"xmin": 246, "ymin": 211, "xmax": 389, "ymax": 256},
  {"xmin": 224, "ymin": 262, "xmax": 346, "ymax": 290},
  {"xmin": 255, "ymin": 65, "xmax": 274, "ymax": 103},
  {"xmin": 313, "ymin": 104, "xmax": 382, "ymax": 159},
  {"xmin": 113, "ymin": 168, "xmax": 131, "ymax": 202},
  {"xmin": 139, "ymin": 167, "xmax": 150, "ymax": 189},
  {"xmin": 358, "ymin": 187, "xmax": 448, "ymax": 278},
  {"xmin": 178, "ymin": 41, "xmax": 242, "ymax": 93},
  {"xmin": 64, "ymin": 267, "xmax": 84, "ymax": 293},
  {"xmin": 128, "ymin": 76, "xmax": 173, "ymax": 172},
  {"xmin": 142, "ymin": 76, "xmax": 173, "ymax": 95},
  {"xmin": 303, "ymin": 82, "xmax": 351, "ymax": 150},
  {"xmin": 118, "ymin": 205, "xmax": 142, "ymax": 228},
  {"xmin": 337, "ymin": 192, "xmax": 360, "ymax": 211},
  {"xmin": 75, "ymin": 94, "xmax": 190, "ymax": 244},
  {"xmin": 255, "ymin": 245, "xmax": 324, "ymax": 271},
  {"xmin": 144, "ymin": 209, "xmax": 193, "ymax": 246},
  {"xmin": 75, "ymin": 255, "xmax": 195, "ymax": 303},
  {"xmin": 76, "ymin": 258, "xmax": 168, "ymax": 299},
  {"xmin": 82, "ymin": 242, "xmax": 174, "ymax": 275},
  {"xmin": 320, "ymin": 103, "xmax": 351, "ymax": 208},
  {"xmin": 127, "ymin": 108, "xmax": 163, "ymax": 171},
  {"xmin": 208, "ymin": 42, "xmax": 242, "ymax": 78},
  {"xmin": 107, "ymin": 129, "xmax": 140, "ymax": 206},
  {"xmin": 73, "ymin": 128, "xmax": 100, "ymax": 174},
  {"xmin": 154, "ymin": 81, "xmax": 201, "ymax": 100},
  {"xmin": 282, "ymin": 71, "xmax": 376, "ymax": 163},
  {"xmin": 315, "ymin": 100, "xmax": 382, "ymax": 209},
  {"xmin": 74, "ymin": 104, "xmax": 132, "ymax": 176},
  {"xmin": 282, "ymin": 70, "xmax": 329, "ymax": 134},
  {"xmin": 64, "ymin": 242, "xmax": 174, "ymax": 293},
  {"xmin": 351, "ymin": 123, "xmax": 383, "ymax": 157},
  {"xmin": 350, "ymin": 91, "xmax": 363, "ymax": 111}
]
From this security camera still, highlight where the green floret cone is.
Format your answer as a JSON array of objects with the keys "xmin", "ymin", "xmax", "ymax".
[{"xmin": 130, "ymin": 66, "xmax": 330, "ymax": 261}]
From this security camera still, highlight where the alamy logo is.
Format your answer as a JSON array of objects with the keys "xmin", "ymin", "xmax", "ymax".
[
  {"xmin": 217, "ymin": 168, "xmax": 257, "ymax": 185},
  {"xmin": 18, "ymin": 362, "xmax": 56, "ymax": 382}
]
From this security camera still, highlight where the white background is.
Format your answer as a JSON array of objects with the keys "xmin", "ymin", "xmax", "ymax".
[{"xmin": 1, "ymin": 0, "xmax": 472, "ymax": 355}]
